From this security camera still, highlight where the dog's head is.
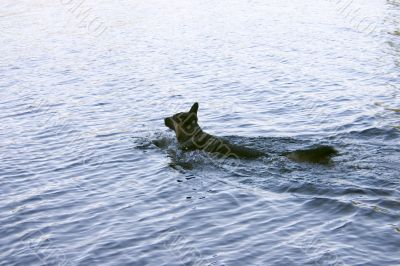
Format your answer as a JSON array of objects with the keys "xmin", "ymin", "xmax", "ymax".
[{"xmin": 164, "ymin": 102, "xmax": 201, "ymax": 142}]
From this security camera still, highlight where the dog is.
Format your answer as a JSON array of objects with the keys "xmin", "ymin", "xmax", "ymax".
[{"xmin": 164, "ymin": 103, "xmax": 337, "ymax": 163}]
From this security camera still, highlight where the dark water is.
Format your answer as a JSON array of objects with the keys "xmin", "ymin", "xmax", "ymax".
[{"xmin": 1, "ymin": 0, "xmax": 400, "ymax": 265}]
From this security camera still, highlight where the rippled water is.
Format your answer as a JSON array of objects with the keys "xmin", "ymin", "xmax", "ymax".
[{"xmin": 1, "ymin": 0, "xmax": 400, "ymax": 265}]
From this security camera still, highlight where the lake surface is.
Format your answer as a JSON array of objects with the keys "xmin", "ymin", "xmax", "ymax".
[{"xmin": 1, "ymin": 0, "xmax": 400, "ymax": 265}]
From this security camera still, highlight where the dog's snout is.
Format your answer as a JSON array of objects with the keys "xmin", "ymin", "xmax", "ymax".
[{"xmin": 164, "ymin": 117, "xmax": 174, "ymax": 130}]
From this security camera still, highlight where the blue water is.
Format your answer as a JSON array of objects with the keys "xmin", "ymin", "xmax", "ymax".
[{"xmin": 1, "ymin": 0, "xmax": 400, "ymax": 265}]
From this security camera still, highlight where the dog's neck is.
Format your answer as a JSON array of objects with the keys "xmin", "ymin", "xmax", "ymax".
[{"xmin": 178, "ymin": 127, "xmax": 214, "ymax": 150}]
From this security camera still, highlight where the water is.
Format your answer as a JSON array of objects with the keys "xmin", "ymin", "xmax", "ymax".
[{"xmin": 1, "ymin": 0, "xmax": 400, "ymax": 265}]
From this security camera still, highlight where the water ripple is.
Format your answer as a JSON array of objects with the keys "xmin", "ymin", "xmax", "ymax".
[{"xmin": 1, "ymin": 0, "xmax": 400, "ymax": 265}]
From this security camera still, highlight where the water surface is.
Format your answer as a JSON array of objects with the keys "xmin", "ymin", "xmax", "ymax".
[{"xmin": 1, "ymin": 0, "xmax": 400, "ymax": 265}]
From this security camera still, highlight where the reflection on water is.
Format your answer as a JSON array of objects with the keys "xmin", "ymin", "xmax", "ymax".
[{"xmin": 1, "ymin": 0, "xmax": 400, "ymax": 265}]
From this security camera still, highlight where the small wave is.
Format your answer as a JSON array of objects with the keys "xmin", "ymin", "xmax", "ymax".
[{"xmin": 334, "ymin": 127, "xmax": 399, "ymax": 140}]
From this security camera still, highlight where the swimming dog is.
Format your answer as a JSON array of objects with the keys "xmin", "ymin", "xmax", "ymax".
[{"xmin": 164, "ymin": 103, "xmax": 337, "ymax": 163}]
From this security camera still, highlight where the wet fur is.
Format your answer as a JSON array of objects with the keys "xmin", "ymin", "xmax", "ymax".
[{"xmin": 164, "ymin": 103, "xmax": 337, "ymax": 163}]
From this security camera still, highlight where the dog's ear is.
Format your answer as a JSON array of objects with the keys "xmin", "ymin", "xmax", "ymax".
[{"xmin": 189, "ymin": 102, "xmax": 199, "ymax": 114}]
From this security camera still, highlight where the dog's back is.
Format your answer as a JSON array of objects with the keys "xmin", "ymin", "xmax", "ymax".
[{"xmin": 180, "ymin": 131, "xmax": 265, "ymax": 159}]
